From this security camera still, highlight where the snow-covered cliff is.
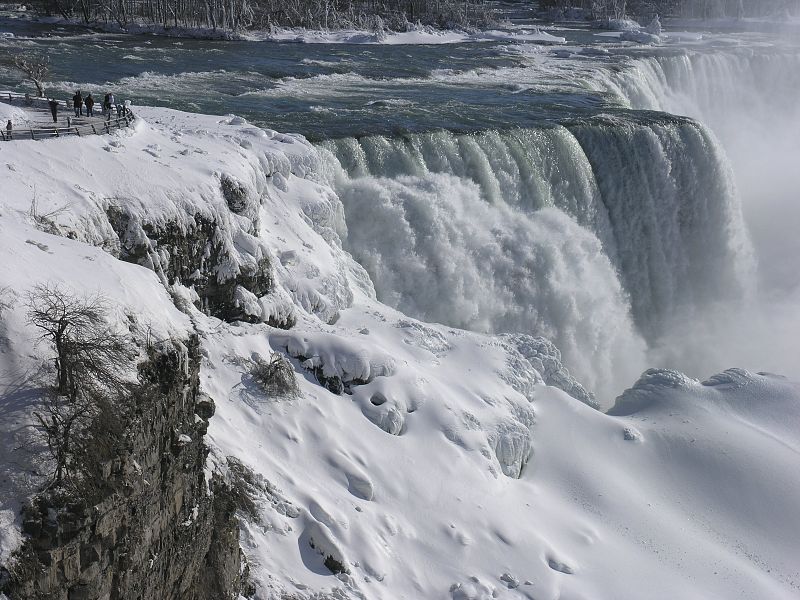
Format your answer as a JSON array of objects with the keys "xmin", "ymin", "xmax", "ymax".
[{"xmin": 0, "ymin": 106, "xmax": 798, "ymax": 600}]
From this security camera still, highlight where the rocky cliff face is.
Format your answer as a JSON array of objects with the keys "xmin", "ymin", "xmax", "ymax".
[
  {"xmin": 101, "ymin": 172, "xmax": 297, "ymax": 330},
  {"xmin": 2, "ymin": 336, "xmax": 247, "ymax": 600}
]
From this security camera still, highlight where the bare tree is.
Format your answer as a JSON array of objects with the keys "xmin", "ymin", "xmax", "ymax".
[
  {"xmin": 250, "ymin": 353, "xmax": 299, "ymax": 398},
  {"xmin": 6, "ymin": 54, "xmax": 50, "ymax": 98},
  {"xmin": 33, "ymin": 390, "xmax": 92, "ymax": 487},
  {"xmin": 27, "ymin": 283, "xmax": 134, "ymax": 400},
  {"xmin": 26, "ymin": 284, "xmax": 136, "ymax": 489},
  {"xmin": 24, "ymin": 0, "xmax": 491, "ymax": 33}
]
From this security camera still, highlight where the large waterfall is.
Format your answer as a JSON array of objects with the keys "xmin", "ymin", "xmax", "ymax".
[{"xmin": 318, "ymin": 111, "xmax": 752, "ymax": 400}]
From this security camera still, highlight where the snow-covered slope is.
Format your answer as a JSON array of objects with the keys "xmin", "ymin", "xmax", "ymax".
[{"xmin": 0, "ymin": 105, "xmax": 798, "ymax": 599}]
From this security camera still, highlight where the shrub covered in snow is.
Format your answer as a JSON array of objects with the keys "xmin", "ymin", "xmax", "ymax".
[{"xmin": 250, "ymin": 353, "xmax": 300, "ymax": 399}]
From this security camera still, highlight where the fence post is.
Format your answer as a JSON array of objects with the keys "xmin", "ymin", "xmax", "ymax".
[
  {"xmin": 92, "ymin": 124, "xmax": 97, "ymax": 134},
  {"xmin": 75, "ymin": 127, "xmax": 81, "ymax": 136},
  {"xmin": 30, "ymin": 128, "xmax": 34, "ymax": 140}
]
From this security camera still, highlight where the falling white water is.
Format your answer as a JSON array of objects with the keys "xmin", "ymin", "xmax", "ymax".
[
  {"xmin": 320, "ymin": 154, "xmax": 646, "ymax": 402},
  {"xmin": 317, "ymin": 114, "xmax": 752, "ymax": 400}
]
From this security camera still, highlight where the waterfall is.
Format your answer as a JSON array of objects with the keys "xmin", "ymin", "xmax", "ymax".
[
  {"xmin": 568, "ymin": 115, "xmax": 752, "ymax": 339},
  {"xmin": 321, "ymin": 115, "xmax": 750, "ymax": 326},
  {"xmin": 319, "ymin": 150, "xmax": 647, "ymax": 401},
  {"xmin": 598, "ymin": 50, "xmax": 800, "ymax": 128},
  {"xmin": 315, "ymin": 112, "xmax": 752, "ymax": 399},
  {"xmin": 593, "ymin": 47, "xmax": 800, "ymax": 379}
]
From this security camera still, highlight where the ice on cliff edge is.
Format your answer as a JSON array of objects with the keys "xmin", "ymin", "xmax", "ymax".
[{"xmin": 0, "ymin": 105, "xmax": 799, "ymax": 599}]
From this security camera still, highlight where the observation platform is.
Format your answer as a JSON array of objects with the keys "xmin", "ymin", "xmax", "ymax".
[{"xmin": 0, "ymin": 92, "xmax": 135, "ymax": 141}]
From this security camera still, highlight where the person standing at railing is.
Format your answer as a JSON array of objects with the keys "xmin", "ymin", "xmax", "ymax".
[
  {"xmin": 48, "ymin": 98, "xmax": 59, "ymax": 123},
  {"xmin": 103, "ymin": 93, "xmax": 111, "ymax": 117},
  {"xmin": 5, "ymin": 120, "xmax": 12, "ymax": 140},
  {"xmin": 85, "ymin": 93, "xmax": 95, "ymax": 117},
  {"xmin": 73, "ymin": 91, "xmax": 83, "ymax": 117}
]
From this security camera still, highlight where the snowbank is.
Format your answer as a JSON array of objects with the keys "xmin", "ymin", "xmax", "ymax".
[{"xmin": 0, "ymin": 101, "xmax": 28, "ymax": 126}]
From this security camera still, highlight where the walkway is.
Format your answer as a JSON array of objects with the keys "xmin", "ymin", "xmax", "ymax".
[{"xmin": 0, "ymin": 92, "xmax": 135, "ymax": 141}]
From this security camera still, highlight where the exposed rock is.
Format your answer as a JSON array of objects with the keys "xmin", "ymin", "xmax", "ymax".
[
  {"xmin": 220, "ymin": 174, "xmax": 252, "ymax": 215},
  {"xmin": 305, "ymin": 519, "xmax": 349, "ymax": 576},
  {"xmin": 623, "ymin": 426, "xmax": 642, "ymax": 442},
  {"xmin": 2, "ymin": 337, "xmax": 248, "ymax": 600},
  {"xmin": 500, "ymin": 572, "xmax": 519, "ymax": 589},
  {"xmin": 106, "ymin": 206, "xmax": 292, "ymax": 328}
]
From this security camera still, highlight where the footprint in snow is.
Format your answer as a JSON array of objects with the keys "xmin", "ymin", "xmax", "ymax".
[
  {"xmin": 547, "ymin": 557, "xmax": 574, "ymax": 574},
  {"xmin": 25, "ymin": 239, "xmax": 49, "ymax": 252}
]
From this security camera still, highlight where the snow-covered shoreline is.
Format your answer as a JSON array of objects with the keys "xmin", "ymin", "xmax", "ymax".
[
  {"xmin": 0, "ymin": 10, "xmax": 566, "ymax": 45},
  {"xmin": 1, "ymin": 103, "xmax": 799, "ymax": 599}
]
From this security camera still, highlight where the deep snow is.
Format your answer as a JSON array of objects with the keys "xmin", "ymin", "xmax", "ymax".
[{"xmin": 0, "ymin": 105, "xmax": 798, "ymax": 599}]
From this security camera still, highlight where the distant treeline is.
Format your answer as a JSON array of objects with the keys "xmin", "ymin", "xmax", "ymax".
[
  {"xmin": 27, "ymin": 0, "xmax": 494, "ymax": 31},
  {"xmin": 539, "ymin": 0, "xmax": 800, "ymax": 19}
]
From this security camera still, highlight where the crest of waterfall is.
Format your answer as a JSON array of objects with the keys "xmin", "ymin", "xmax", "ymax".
[{"xmin": 598, "ymin": 50, "xmax": 800, "ymax": 126}]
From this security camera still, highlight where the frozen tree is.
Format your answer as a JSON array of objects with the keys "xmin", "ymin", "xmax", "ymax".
[
  {"xmin": 0, "ymin": 53, "xmax": 49, "ymax": 97},
  {"xmin": 27, "ymin": 0, "xmax": 493, "ymax": 30}
]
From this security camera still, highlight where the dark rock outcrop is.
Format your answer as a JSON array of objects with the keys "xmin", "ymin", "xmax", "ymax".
[
  {"xmin": 2, "ymin": 337, "xmax": 247, "ymax": 600},
  {"xmin": 106, "ymin": 206, "xmax": 293, "ymax": 328}
]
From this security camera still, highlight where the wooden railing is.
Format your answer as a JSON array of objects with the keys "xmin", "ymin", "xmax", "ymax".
[
  {"xmin": 1, "ymin": 115, "xmax": 135, "ymax": 141},
  {"xmin": 1, "ymin": 92, "xmax": 136, "ymax": 141}
]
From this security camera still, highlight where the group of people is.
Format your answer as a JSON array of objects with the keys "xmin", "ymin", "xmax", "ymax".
[
  {"xmin": 44, "ymin": 92, "xmax": 131, "ymax": 123},
  {"xmin": 71, "ymin": 91, "xmax": 120, "ymax": 118}
]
